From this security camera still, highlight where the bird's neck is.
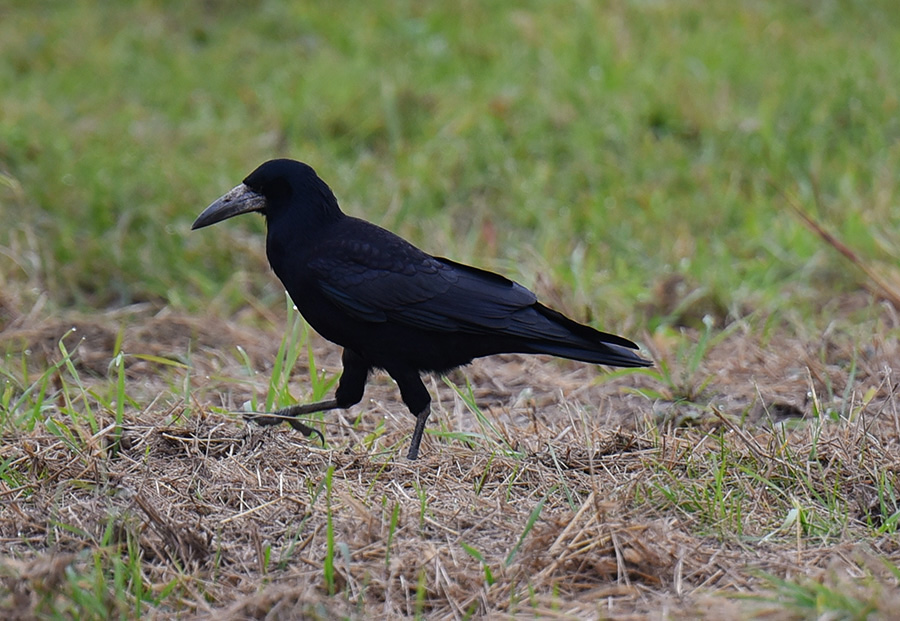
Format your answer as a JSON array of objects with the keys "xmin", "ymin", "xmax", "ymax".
[{"xmin": 265, "ymin": 208, "xmax": 344, "ymax": 272}]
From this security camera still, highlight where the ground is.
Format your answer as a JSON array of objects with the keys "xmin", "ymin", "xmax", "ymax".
[{"xmin": 1, "ymin": 300, "xmax": 898, "ymax": 619}]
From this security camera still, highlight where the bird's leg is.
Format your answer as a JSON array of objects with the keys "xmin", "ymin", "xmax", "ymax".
[
  {"xmin": 244, "ymin": 400, "xmax": 339, "ymax": 444},
  {"xmin": 407, "ymin": 407, "xmax": 431, "ymax": 460},
  {"xmin": 389, "ymin": 368, "xmax": 432, "ymax": 461},
  {"xmin": 246, "ymin": 349, "xmax": 371, "ymax": 448}
]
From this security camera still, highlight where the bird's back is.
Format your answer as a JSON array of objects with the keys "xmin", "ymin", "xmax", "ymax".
[{"xmin": 266, "ymin": 215, "xmax": 649, "ymax": 372}]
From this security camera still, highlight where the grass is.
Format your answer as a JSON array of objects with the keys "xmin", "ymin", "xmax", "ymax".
[
  {"xmin": 0, "ymin": 314, "xmax": 898, "ymax": 617},
  {"xmin": 2, "ymin": 1, "xmax": 899, "ymax": 320},
  {"xmin": 1, "ymin": 0, "xmax": 900, "ymax": 618}
]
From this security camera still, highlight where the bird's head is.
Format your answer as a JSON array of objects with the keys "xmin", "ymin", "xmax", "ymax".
[{"xmin": 192, "ymin": 159, "xmax": 342, "ymax": 230}]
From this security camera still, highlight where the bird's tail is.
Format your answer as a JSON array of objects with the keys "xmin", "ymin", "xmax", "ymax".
[
  {"xmin": 524, "ymin": 339, "xmax": 651, "ymax": 367},
  {"xmin": 521, "ymin": 304, "xmax": 652, "ymax": 368}
]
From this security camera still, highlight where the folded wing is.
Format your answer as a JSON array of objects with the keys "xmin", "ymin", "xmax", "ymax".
[{"xmin": 308, "ymin": 230, "xmax": 650, "ymax": 367}]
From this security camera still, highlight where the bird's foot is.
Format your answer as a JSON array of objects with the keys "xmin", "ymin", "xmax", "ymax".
[{"xmin": 244, "ymin": 408, "xmax": 325, "ymax": 446}]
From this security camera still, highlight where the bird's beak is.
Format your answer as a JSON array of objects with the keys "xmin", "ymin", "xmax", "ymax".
[{"xmin": 191, "ymin": 183, "xmax": 267, "ymax": 230}]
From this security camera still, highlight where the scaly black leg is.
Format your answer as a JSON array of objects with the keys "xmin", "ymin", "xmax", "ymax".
[
  {"xmin": 244, "ymin": 349, "xmax": 371, "ymax": 447},
  {"xmin": 388, "ymin": 366, "xmax": 432, "ymax": 460},
  {"xmin": 244, "ymin": 399, "xmax": 340, "ymax": 444},
  {"xmin": 406, "ymin": 407, "xmax": 431, "ymax": 460}
]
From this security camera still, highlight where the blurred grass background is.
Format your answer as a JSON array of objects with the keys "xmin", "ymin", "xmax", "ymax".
[{"xmin": 1, "ymin": 0, "xmax": 898, "ymax": 329}]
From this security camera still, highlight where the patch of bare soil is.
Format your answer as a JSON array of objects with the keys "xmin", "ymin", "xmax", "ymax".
[{"xmin": 1, "ymin": 305, "xmax": 899, "ymax": 619}]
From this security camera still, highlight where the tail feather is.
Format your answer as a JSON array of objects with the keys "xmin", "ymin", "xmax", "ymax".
[
  {"xmin": 523, "ymin": 303, "xmax": 652, "ymax": 368},
  {"xmin": 524, "ymin": 340, "xmax": 652, "ymax": 367}
]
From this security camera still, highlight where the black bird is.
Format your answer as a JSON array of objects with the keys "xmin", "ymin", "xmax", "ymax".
[{"xmin": 193, "ymin": 159, "xmax": 651, "ymax": 460}]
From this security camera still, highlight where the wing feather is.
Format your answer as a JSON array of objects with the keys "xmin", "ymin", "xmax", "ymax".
[{"xmin": 307, "ymin": 226, "xmax": 639, "ymax": 354}]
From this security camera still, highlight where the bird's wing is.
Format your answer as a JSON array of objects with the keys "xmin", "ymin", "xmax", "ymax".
[{"xmin": 308, "ymin": 236, "xmax": 543, "ymax": 335}]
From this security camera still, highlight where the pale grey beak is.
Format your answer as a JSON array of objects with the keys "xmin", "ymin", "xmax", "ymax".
[{"xmin": 192, "ymin": 183, "xmax": 267, "ymax": 230}]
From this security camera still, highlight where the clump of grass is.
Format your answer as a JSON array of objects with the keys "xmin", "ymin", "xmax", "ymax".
[{"xmin": 751, "ymin": 563, "xmax": 900, "ymax": 621}]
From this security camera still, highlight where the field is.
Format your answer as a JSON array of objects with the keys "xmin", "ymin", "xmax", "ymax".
[{"xmin": 2, "ymin": 1, "xmax": 900, "ymax": 618}]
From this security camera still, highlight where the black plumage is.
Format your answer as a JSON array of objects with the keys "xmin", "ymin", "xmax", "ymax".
[{"xmin": 193, "ymin": 159, "xmax": 651, "ymax": 459}]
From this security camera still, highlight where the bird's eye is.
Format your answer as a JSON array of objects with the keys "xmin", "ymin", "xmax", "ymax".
[{"xmin": 261, "ymin": 178, "xmax": 291, "ymax": 202}]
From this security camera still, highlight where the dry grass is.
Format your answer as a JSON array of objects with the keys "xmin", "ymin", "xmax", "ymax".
[{"xmin": 1, "ymin": 302, "xmax": 900, "ymax": 619}]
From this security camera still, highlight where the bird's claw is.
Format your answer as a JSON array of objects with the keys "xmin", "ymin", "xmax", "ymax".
[
  {"xmin": 286, "ymin": 417, "xmax": 326, "ymax": 445},
  {"xmin": 243, "ymin": 412, "xmax": 326, "ymax": 446}
]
